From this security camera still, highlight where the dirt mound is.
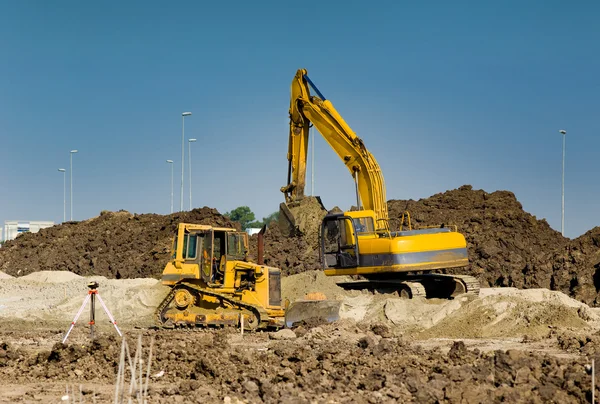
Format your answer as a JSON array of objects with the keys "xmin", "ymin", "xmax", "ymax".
[
  {"xmin": 543, "ymin": 227, "xmax": 600, "ymax": 306},
  {"xmin": 0, "ymin": 272, "xmax": 168, "ymax": 327},
  {"xmin": 2, "ymin": 185, "xmax": 600, "ymax": 307},
  {"xmin": 281, "ymin": 270, "xmax": 350, "ymax": 301},
  {"xmin": 20, "ymin": 270, "xmax": 82, "ymax": 283},
  {"xmin": 387, "ymin": 185, "xmax": 600, "ymax": 306},
  {"xmin": 0, "ymin": 208, "xmax": 237, "ymax": 279},
  {"xmin": 248, "ymin": 201, "xmax": 337, "ymax": 276},
  {"xmin": 413, "ymin": 288, "xmax": 595, "ymax": 340},
  {"xmin": 388, "ymin": 185, "xmax": 568, "ymax": 289},
  {"xmin": 248, "ymin": 220, "xmax": 322, "ymax": 275}
]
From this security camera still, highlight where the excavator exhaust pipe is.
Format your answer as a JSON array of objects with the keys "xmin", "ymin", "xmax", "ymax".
[{"xmin": 257, "ymin": 224, "xmax": 267, "ymax": 265}]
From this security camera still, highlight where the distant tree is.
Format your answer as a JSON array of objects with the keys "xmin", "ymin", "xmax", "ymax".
[
  {"xmin": 245, "ymin": 211, "xmax": 280, "ymax": 230},
  {"xmin": 225, "ymin": 207, "xmax": 280, "ymax": 230},
  {"xmin": 262, "ymin": 211, "xmax": 279, "ymax": 226},
  {"xmin": 245, "ymin": 221, "xmax": 263, "ymax": 229},
  {"xmin": 224, "ymin": 206, "xmax": 256, "ymax": 230}
]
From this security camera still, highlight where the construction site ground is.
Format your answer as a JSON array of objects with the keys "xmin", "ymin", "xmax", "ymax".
[
  {"xmin": 2, "ymin": 186, "xmax": 600, "ymax": 402},
  {"xmin": 1, "ymin": 269, "xmax": 600, "ymax": 403}
]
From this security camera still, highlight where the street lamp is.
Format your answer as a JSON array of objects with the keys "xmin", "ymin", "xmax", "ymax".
[
  {"xmin": 58, "ymin": 168, "xmax": 66, "ymax": 223},
  {"xmin": 166, "ymin": 160, "xmax": 174, "ymax": 214},
  {"xmin": 559, "ymin": 129, "xmax": 566, "ymax": 236},
  {"xmin": 70, "ymin": 150, "xmax": 78, "ymax": 221},
  {"xmin": 181, "ymin": 112, "xmax": 192, "ymax": 211},
  {"xmin": 188, "ymin": 138, "xmax": 197, "ymax": 210}
]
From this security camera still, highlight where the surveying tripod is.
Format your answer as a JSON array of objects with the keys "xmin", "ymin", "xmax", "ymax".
[{"xmin": 62, "ymin": 281, "xmax": 122, "ymax": 344}]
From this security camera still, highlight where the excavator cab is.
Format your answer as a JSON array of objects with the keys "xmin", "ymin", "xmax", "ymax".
[{"xmin": 321, "ymin": 213, "xmax": 359, "ymax": 269}]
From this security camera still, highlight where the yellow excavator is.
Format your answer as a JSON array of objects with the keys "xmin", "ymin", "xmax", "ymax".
[
  {"xmin": 280, "ymin": 69, "xmax": 480, "ymax": 298},
  {"xmin": 155, "ymin": 223, "xmax": 341, "ymax": 329}
]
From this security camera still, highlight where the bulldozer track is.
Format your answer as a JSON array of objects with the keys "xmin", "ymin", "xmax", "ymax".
[{"xmin": 155, "ymin": 282, "xmax": 270, "ymax": 330}]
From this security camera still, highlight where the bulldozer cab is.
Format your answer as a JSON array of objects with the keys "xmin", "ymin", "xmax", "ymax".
[
  {"xmin": 321, "ymin": 214, "xmax": 359, "ymax": 269},
  {"xmin": 200, "ymin": 229, "xmax": 248, "ymax": 284},
  {"xmin": 170, "ymin": 224, "xmax": 248, "ymax": 285}
]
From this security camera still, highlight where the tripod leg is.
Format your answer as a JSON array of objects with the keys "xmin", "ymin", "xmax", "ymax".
[
  {"xmin": 96, "ymin": 293, "xmax": 123, "ymax": 337},
  {"xmin": 90, "ymin": 292, "xmax": 96, "ymax": 339},
  {"xmin": 62, "ymin": 293, "xmax": 91, "ymax": 344}
]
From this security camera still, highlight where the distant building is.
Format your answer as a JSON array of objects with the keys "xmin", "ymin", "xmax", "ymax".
[
  {"xmin": 3, "ymin": 220, "xmax": 55, "ymax": 242},
  {"xmin": 246, "ymin": 228, "xmax": 261, "ymax": 236}
]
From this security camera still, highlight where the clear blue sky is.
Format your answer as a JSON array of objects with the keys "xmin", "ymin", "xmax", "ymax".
[{"xmin": 1, "ymin": 1, "xmax": 598, "ymax": 239}]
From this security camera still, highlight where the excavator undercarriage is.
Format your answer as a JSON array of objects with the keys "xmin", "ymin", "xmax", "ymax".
[{"xmin": 336, "ymin": 273, "xmax": 480, "ymax": 299}]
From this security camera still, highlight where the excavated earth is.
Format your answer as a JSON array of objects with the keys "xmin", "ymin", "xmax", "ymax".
[
  {"xmin": 0, "ymin": 208, "xmax": 238, "ymax": 279},
  {"xmin": 1, "ymin": 185, "xmax": 600, "ymax": 307}
]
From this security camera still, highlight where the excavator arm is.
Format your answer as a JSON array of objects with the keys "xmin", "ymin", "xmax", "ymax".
[{"xmin": 280, "ymin": 69, "xmax": 389, "ymax": 227}]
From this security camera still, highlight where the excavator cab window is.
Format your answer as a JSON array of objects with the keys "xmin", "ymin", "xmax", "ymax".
[
  {"xmin": 352, "ymin": 217, "xmax": 374, "ymax": 235},
  {"xmin": 321, "ymin": 216, "xmax": 359, "ymax": 269}
]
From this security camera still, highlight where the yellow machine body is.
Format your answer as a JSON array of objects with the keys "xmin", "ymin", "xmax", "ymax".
[
  {"xmin": 157, "ymin": 223, "xmax": 285, "ymax": 329},
  {"xmin": 322, "ymin": 210, "xmax": 468, "ymax": 277},
  {"xmin": 281, "ymin": 69, "xmax": 479, "ymax": 298}
]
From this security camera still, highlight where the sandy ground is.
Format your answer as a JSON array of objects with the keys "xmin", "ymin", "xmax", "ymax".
[
  {"xmin": 1, "ymin": 269, "xmax": 600, "ymax": 402},
  {"xmin": 1, "ymin": 269, "xmax": 599, "ymax": 341}
]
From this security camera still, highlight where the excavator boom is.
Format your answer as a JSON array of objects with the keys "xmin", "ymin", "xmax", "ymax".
[{"xmin": 281, "ymin": 69, "xmax": 388, "ymax": 227}]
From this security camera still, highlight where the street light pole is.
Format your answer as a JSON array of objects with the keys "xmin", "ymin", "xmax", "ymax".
[
  {"xmin": 58, "ymin": 168, "xmax": 66, "ymax": 223},
  {"xmin": 188, "ymin": 138, "xmax": 197, "ymax": 210},
  {"xmin": 166, "ymin": 160, "xmax": 174, "ymax": 214},
  {"xmin": 559, "ymin": 130, "xmax": 566, "ymax": 236},
  {"xmin": 70, "ymin": 150, "xmax": 78, "ymax": 221},
  {"xmin": 181, "ymin": 112, "xmax": 192, "ymax": 211}
]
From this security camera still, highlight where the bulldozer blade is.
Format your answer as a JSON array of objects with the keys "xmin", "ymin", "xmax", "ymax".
[{"xmin": 284, "ymin": 300, "xmax": 342, "ymax": 328}]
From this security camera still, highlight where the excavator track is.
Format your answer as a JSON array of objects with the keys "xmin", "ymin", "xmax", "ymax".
[
  {"xmin": 336, "ymin": 279, "xmax": 427, "ymax": 298},
  {"xmin": 337, "ymin": 273, "xmax": 480, "ymax": 299},
  {"xmin": 155, "ymin": 282, "xmax": 272, "ymax": 330}
]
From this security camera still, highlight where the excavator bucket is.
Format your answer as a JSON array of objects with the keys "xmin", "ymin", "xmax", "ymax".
[
  {"xmin": 278, "ymin": 197, "xmax": 328, "ymax": 238},
  {"xmin": 284, "ymin": 298, "xmax": 342, "ymax": 328}
]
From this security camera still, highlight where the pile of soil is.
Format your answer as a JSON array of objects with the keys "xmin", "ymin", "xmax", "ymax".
[
  {"xmin": 543, "ymin": 227, "xmax": 600, "ymax": 305},
  {"xmin": 2, "ymin": 185, "xmax": 600, "ymax": 306},
  {"xmin": 0, "ymin": 328, "xmax": 596, "ymax": 402},
  {"xmin": 387, "ymin": 185, "xmax": 568, "ymax": 289},
  {"xmin": 0, "ymin": 208, "xmax": 237, "ymax": 279},
  {"xmin": 387, "ymin": 185, "xmax": 600, "ymax": 306},
  {"xmin": 247, "ymin": 221, "xmax": 321, "ymax": 275}
]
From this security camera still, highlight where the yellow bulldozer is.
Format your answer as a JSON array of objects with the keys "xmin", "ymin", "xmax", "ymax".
[{"xmin": 155, "ymin": 223, "xmax": 341, "ymax": 330}]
